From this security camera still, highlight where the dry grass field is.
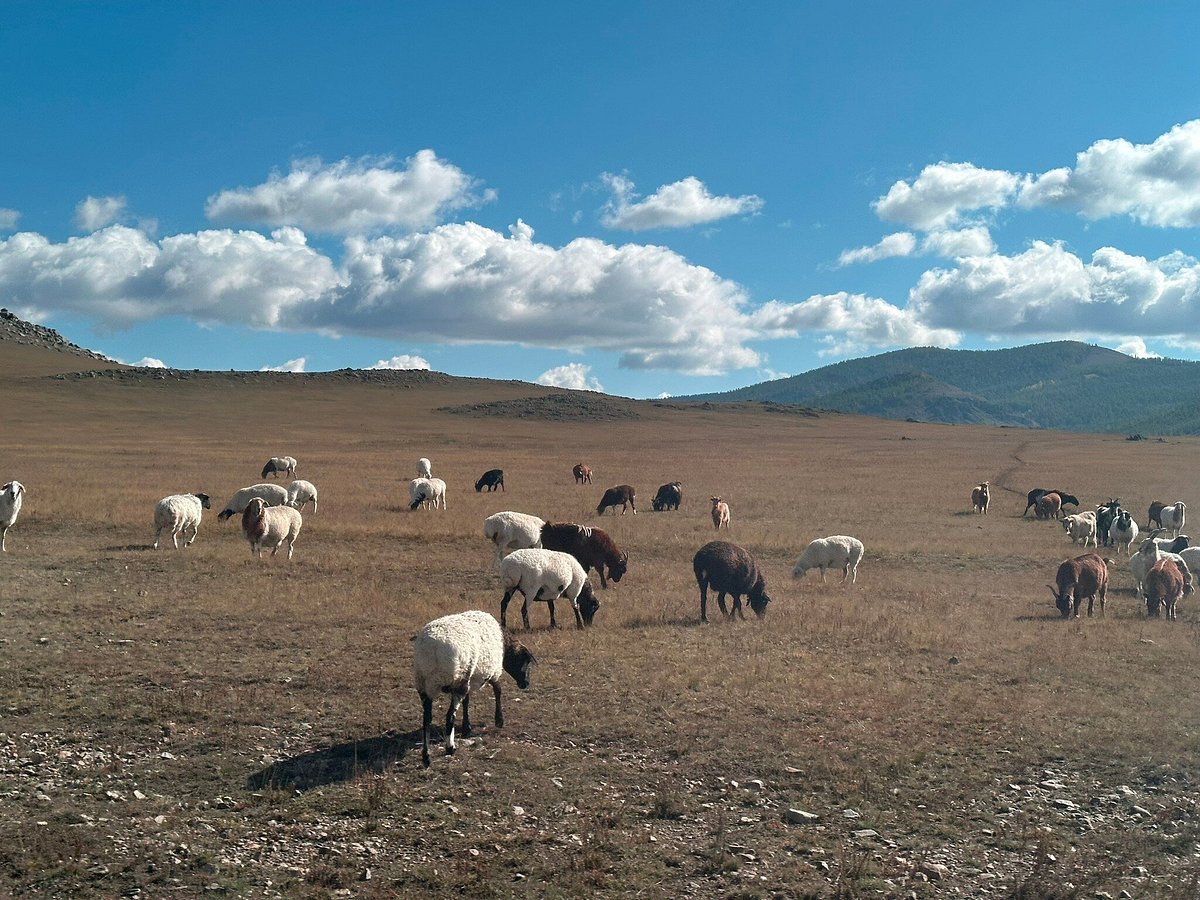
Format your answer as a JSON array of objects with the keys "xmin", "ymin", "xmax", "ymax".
[{"xmin": 1, "ymin": 342, "xmax": 1199, "ymax": 898}]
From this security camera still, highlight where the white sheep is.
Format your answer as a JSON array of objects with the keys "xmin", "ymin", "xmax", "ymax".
[
  {"xmin": 792, "ymin": 535, "xmax": 866, "ymax": 584},
  {"xmin": 217, "ymin": 483, "xmax": 289, "ymax": 521},
  {"xmin": 241, "ymin": 497, "xmax": 303, "ymax": 560},
  {"xmin": 417, "ymin": 457, "xmax": 433, "ymax": 479},
  {"xmin": 1130, "ymin": 539, "xmax": 1184, "ymax": 599},
  {"xmin": 153, "ymin": 492, "xmax": 212, "ymax": 550},
  {"xmin": 261, "ymin": 456, "xmax": 298, "ymax": 479},
  {"xmin": 1, "ymin": 481, "xmax": 25, "ymax": 552},
  {"xmin": 498, "ymin": 548, "xmax": 600, "ymax": 629},
  {"xmin": 412, "ymin": 610, "xmax": 535, "ymax": 768},
  {"xmin": 1161, "ymin": 501, "xmax": 1186, "ymax": 538},
  {"xmin": 1061, "ymin": 513, "xmax": 1097, "ymax": 547},
  {"xmin": 286, "ymin": 479, "xmax": 319, "ymax": 513},
  {"xmin": 1109, "ymin": 511, "xmax": 1139, "ymax": 555},
  {"xmin": 483, "ymin": 511, "xmax": 545, "ymax": 561},
  {"xmin": 409, "ymin": 477, "xmax": 447, "ymax": 511}
]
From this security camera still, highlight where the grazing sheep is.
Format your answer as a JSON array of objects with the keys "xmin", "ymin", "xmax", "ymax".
[
  {"xmin": 261, "ymin": 456, "xmax": 297, "ymax": 480},
  {"xmin": 971, "ymin": 481, "xmax": 990, "ymax": 514},
  {"xmin": 597, "ymin": 484, "xmax": 636, "ymax": 516},
  {"xmin": 1109, "ymin": 510, "xmax": 1139, "ymax": 554},
  {"xmin": 0, "ymin": 481, "xmax": 25, "ymax": 552},
  {"xmin": 652, "ymin": 482, "xmax": 683, "ymax": 511},
  {"xmin": 573, "ymin": 463, "xmax": 592, "ymax": 485},
  {"xmin": 417, "ymin": 457, "xmax": 433, "ymax": 479},
  {"xmin": 153, "ymin": 492, "xmax": 212, "ymax": 550},
  {"xmin": 1024, "ymin": 488, "xmax": 1080, "ymax": 517},
  {"xmin": 1049, "ymin": 553, "xmax": 1110, "ymax": 619},
  {"xmin": 499, "ymin": 548, "xmax": 600, "ymax": 629},
  {"xmin": 412, "ymin": 610, "xmax": 535, "ymax": 768},
  {"xmin": 1147, "ymin": 500, "xmax": 1167, "ymax": 529},
  {"xmin": 1132, "ymin": 535, "xmax": 1194, "ymax": 600},
  {"xmin": 1160, "ymin": 501, "xmax": 1186, "ymax": 538},
  {"xmin": 241, "ymin": 497, "xmax": 303, "ymax": 560},
  {"xmin": 1061, "ymin": 513, "xmax": 1098, "ymax": 548},
  {"xmin": 475, "ymin": 469, "xmax": 505, "ymax": 492},
  {"xmin": 710, "ymin": 497, "xmax": 731, "ymax": 530},
  {"xmin": 410, "ymin": 477, "xmax": 447, "ymax": 511},
  {"xmin": 540, "ymin": 522, "xmax": 628, "ymax": 589},
  {"xmin": 693, "ymin": 541, "xmax": 771, "ymax": 623},
  {"xmin": 1145, "ymin": 557, "xmax": 1185, "ymax": 620},
  {"xmin": 217, "ymin": 483, "xmax": 289, "ymax": 521},
  {"xmin": 483, "ymin": 511, "xmax": 545, "ymax": 561},
  {"xmin": 791, "ymin": 535, "xmax": 866, "ymax": 584},
  {"xmin": 1036, "ymin": 492, "xmax": 1063, "ymax": 520},
  {"xmin": 286, "ymin": 479, "xmax": 319, "ymax": 513}
]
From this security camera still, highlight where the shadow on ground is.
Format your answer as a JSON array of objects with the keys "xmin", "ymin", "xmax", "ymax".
[{"xmin": 247, "ymin": 729, "xmax": 422, "ymax": 792}]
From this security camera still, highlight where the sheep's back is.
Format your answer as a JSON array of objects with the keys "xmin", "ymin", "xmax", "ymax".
[
  {"xmin": 413, "ymin": 611, "xmax": 503, "ymax": 695},
  {"xmin": 693, "ymin": 541, "xmax": 758, "ymax": 592}
]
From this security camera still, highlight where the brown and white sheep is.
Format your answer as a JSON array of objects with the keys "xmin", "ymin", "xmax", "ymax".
[
  {"xmin": 710, "ymin": 497, "xmax": 730, "ymax": 530},
  {"xmin": 597, "ymin": 484, "xmax": 636, "ymax": 516},
  {"xmin": 971, "ymin": 481, "xmax": 990, "ymax": 514},
  {"xmin": 573, "ymin": 463, "xmax": 592, "ymax": 485},
  {"xmin": 693, "ymin": 540, "xmax": 771, "ymax": 623},
  {"xmin": 1048, "ymin": 553, "xmax": 1110, "ymax": 618},
  {"xmin": 241, "ymin": 497, "xmax": 303, "ymax": 560},
  {"xmin": 1144, "ymin": 557, "xmax": 1185, "ymax": 620},
  {"xmin": 540, "ymin": 522, "xmax": 628, "ymax": 588},
  {"xmin": 1036, "ymin": 492, "xmax": 1063, "ymax": 520}
]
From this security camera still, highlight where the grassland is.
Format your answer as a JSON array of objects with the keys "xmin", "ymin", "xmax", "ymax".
[{"xmin": 1, "ymin": 344, "xmax": 1198, "ymax": 898}]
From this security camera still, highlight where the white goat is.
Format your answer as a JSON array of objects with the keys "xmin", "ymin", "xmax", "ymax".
[
  {"xmin": 1062, "ymin": 513, "xmax": 1097, "ymax": 547},
  {"xmin": 1130, "ymin": 538, "xmax": 1192, "ymax": 600},
  {"xmin": 409, "ymin": 477, "xmax": 447, "ymax": 511},
  {"xmin": 241, "ymin": 497, "xmax": 303, "ymax": 560},
  {"xmin": 153, "ymin": 492, "xmax": 212, "ymax": 550},
  {"xmin": 1, "ymin": 481, "xmax": 25, "ymax": 552},
  {"xmin": 498, "ymin": 548, "xmax": 600, "ymax": 629},
  {"xmin": 483, "ymin": 511, "xmax": 545, "ymax": 561},
  {"xmin": 286, "ymin": 479, "xmax": 319, "ymax": 513},
  {"xmin": 792, "ymin": 535, "xmax": 865, "ymax": 584}
]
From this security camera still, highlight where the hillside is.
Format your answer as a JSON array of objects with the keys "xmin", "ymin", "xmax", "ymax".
[{"xmin": 685, "ymin": 341, "xmax": 1200, "ymax": 433}]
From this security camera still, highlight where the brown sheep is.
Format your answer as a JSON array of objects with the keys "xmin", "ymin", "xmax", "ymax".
[
  {"xmin": 971, "ymin": 481, "xmax": 990, "ymax": 515},
  {"xmin": 1145, "ymin": 557, "xmax": 1185, "ymax": 620},
  {"xmin": 573, "ymin": 463, "xmax": 592, "ymax": 485},
  {"xmin": 540, "ymin": 522, "xmax": 628, "ymax": 589},
  {"xmin": 711, "ymin": 497, "xmax": 730, "ymax": 530},
  {"xmin": 1036, "ymin": 492, "xmax": 1063, "ymax": 520},
  {"xmin": 1147, "ymin": 500, "xmax": 1167, "ymax": 529},
  {"xmin": 1048, "ymin": 552, "xmax": 1110, "ymax": 618},
  {"xmin": 597, "ymin": 484, "xmax": 636, "ymax": 516}
]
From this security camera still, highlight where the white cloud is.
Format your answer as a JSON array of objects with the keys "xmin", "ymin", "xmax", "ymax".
[
  {"xmin": 74, "ymin": 195, "xmax": 127, "ymax": 232},
  {"xmin": 600, "ymin": 174, "xmax": 763, "ymax": 231},
  {"xmin": 536, "ymin": 363, "xmax": 604, "ymax": 391},
  {"xmin": 836, "ymin": 232, "xmax": 917, "ymax": 266},
  {"xmin": 0, "ymin": 208, "xmax": 19, "ymax": 230},
  {"xmin": 368, "ymin": 354, "xmax": 430, "ymax": 370},
  {"xmin": 205, "ymin": 150, "xmax": 493, "ymax": 235},
  {"xmin": 260, "ymin": 357, "xmax": 306, "ymax": 372},
  {"xmin": 1114, "ymin": 337, "xmax": 1159, "ymax": 359},
  {"xmin": 920, "ymin": 226, "xmax": 995, "ymax": 258},
  {"xmin": 749, "ymin": 292, "xmax": 959, "ymax": 351},
  {"xmin": 133, "ymin": 356, "xmax": 167, "ymax": 368},
  {"xmin": 873, "ymin": 162, "xmax": 1019, "ymax": 230}
]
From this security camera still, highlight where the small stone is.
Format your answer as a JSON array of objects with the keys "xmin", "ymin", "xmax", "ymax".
[
  {"xmin": 948, "ymin": 656, "xmax": 960, "ymax": 665},
  {"xmin": 133, "ymin": 790, "xmax": 147, "ymax": 801},
  {"xmin": 785, "ymin": 808, "xmax": 819, "ymax": 824},
  {"xmin": 746, "ymin": 779, "xmax": 766, "ymax": 792},
  {"xmin": 1131, "ymin": 866, "xmax": 1149, "ymax": 878},
  {"xmin": 842, "ymin": 808, "xmax": 861, "ymax": 818},
  {"xmin": 468, "ymin": 848, "xmax": 480, "ymax": 857},
  {"xmin": 853, "ymin": 829, "xmax": 879, "ymax": 839},
  {"xmin": 1051, "ymin": 798, "xmax": 1077, "ymax": 810},
  {"xmin": 512, "ymin": 806, "xmax": 524, "ymax": 816},
  {"xmin": 920, "ymin": 861, "xmax": 950, "ymax": 880}
]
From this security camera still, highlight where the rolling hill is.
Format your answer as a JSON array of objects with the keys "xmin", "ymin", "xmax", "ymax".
[{"xmin": 685, "ymin": 341, "xmax": 1200, "ymax": 434}]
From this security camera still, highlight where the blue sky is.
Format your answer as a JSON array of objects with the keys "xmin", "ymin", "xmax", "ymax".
[{"xmin": 3, "ymin": 3, "xmax": 1200, "ymax": 397}]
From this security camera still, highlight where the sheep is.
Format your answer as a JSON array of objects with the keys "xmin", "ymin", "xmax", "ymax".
[
  {"xmin": 693, "ymin": 540, "xmax": 771, "ymax": 623},
  {"xmin": 409, "ymin": 477, "xmax": 447, "ymax": 511},
  {"xmin": 241, "ymin": 497, "xmax": 303, "ymax": 560},
  {"xmin": 1144, "ymin": 558, "xmax": 1185, "ymax": 620},
  {"xmin": 1, "ymin": 481, "xmax": 25, "ymax": 552},
  {"xmin": 1036, "ymin": 492, "xmax": 1063, "ymax": 520},
  {"xmin": 1024, "ymin": 488, "xmax": 1080, "ymax": 517},
  {"xmin": 152, "ymin": 492, "xmax": 212, "ymax": 550},
  {"xmin": 792, "ymin": 535, "xmax": 866, "ymax": 584},
  {"xmin": 483, "ymin": 511, "xmax": 545, "ymax": 561},
  {"xmin": 1132, "ymin": 535, "xmax": 1194, "ymax": 600},
  {"xmin": 596, "ymin": 484, "xmax": 636, "ymax": 516},
  {"xmin": 540, "ymin": 522, "xmax": 628, "ymax": 589},
  {"xmin": 710, "ymin": 497, "xmax": 731, "ymax": 531},
  {"xmin": 652, "ymin": 482, "xmax": 683, "ymax": 511},
  {"xmin": 412, "ymin": 610, "xmax": 535, "ymax": 768},
  {"xmin": 475, "ymin": 469, "xmax": 505, "ymax": 492},
  {"xmin": 1160, "ymin": 501, "xmax": 1186, "ymax": 538},
  {"xmin": 286, "ymin": 479, "xmax": 319, "ymax": 513},
  {"xmin": 216, "ymin": 483, "xmax": 290, "ymax": 521},
  {"xmin": 573, "ymin": 463, "xmax": 592, "ymax": 485},
  {"xmin": 417, "ymin": 457, "xmax": 433, "ymax": 479},
  {"xmin": 498, "ymin": 548, "xmax": 600, "ymax": 630},
  {"xmin": 1147, "ymin": 500, "xmax": 1167, "ymax": 529},
  {"xmin": 1061, "ymin": 513, "xmax": 1098, "ymax": 548},
  {"xmin": 1109, "ymin": 510, "xmax": 1139, "ymax": 554},
  {"xmin": 1095, "ymin": 499, "xmax": 1122, "ymax": 546},
  {"xmin": 261, "ymin": 456, "xmax": 297, "ymax": 479},
  {"xmin": 1048, "ymin": 553, "xmax": 1110, "ymax": 619},
  {"xmin": 971, "ymin": 481, "xmax": 990, "ymax": 515}
]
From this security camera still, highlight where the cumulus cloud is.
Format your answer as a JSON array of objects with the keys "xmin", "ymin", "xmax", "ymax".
[
  {"xmin": 1115, "ymin": 337, "xmax": 1159, "ymax": 359},
  {"xmin": 536, "ymin": 363, "xmax": 604, "ymax": 391},
  {"xmin": 75, "ymin": 195, "xmax": 127, "ymax": 232},
  {"xmin": 368, "ymin": 354, "xmax": 430, "ymax": 370},
  {"xmin": 205, "ymin": 150, "xmax": 493, "ymax": 235},
  {"xmin": 260, "ymin": 357, "xmax": 306, "ymax": 372},
  {"xmin": 920, "ymin": 226, "xmax": 996, "ymax": 258},
  {"xmin": 133, "ymin": 356, "xmax": 167, "ymax": 368},
  {"xmin": 0, "ymin": 208, "xmax": 19, "ymax": 230},
  {"xmin": 600, "ymin": 174, "xmax": 763, "ymax": 231},
  {"xmin": 836, "ymin": 232, "xmax": 917, "ymax": 266},
  {"xmin": 749, "ymin": 292, "xmax": 959, "ymax": 352},
  {"xmin": 873, "ymin": 162, "xmax": 1019, "ymax": 230}
]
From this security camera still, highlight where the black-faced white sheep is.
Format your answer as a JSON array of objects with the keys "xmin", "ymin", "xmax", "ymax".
[
  {"xmin": 217, "ymin": 483, "xmax": 289, "ymax": 521},
  {"xmin": 153, "ymin": 492, "xmax": 212, "ymax": 550},
  {"xmin": 498, "ymin": 548, "xmax": 600, "ymax": 629},
  {"xmin": 409, "ymin": 477, "xmax": 447, "ymax": 511},
  {"xmin": 693, "ymin": 540, "xmax": 771, "ymax": 623},
  {"xmin": 792, "ymin": 535, "xmax": 865, "ymax": 584},
  {"xmin": 971, "ymin": 481, "xmax": 990, "ymax": 514},
  {"xmin": 1049, "ymin": 553, "xmax": 1110, "ymax": 619},
  {"xmin": 241, "ymin": 497, "xmax": 303, "ymax": 560},
  {"xmin": 1160, "ymin": 501, "xmax": 1186, "ymax": 538},
  {"xmin": 286, "ymin": 479, "xmax": 319, "ymax": 513},
  {"xmin": 1, "ymin": 481, "xmax": 25, "ymax": 552},
  {"xmin": 710, "ymin": 497, "xmax": 730, "ymax": 530},
  {"xmin": 573, "ymin": 463, "xmax": 592, "ymax": 485},
  {"xmin": 1109, "ymin": 510, "xmax": 1139, "ymax": 554},
  {"xmin": 540, "ymin": 522, "xmax": 628, "ymax": 589},
  {"xmin": 652, "ymin": 482, "xmax": 683, "ymax": 511},
  {"xmin": 597, "ymin": 484, "xmax": 636, "ymax": 516},
  {"xmin": 412, "ymin": 610, "xmax": 535, "ymax": 768},
  {"xmin": 475, "ymin": 469, "xmax": 505, "ymax": 492},
  {"xmin": 483, "ymin": 511, "xmax": 545, "ymax": 561},
  {"xmin": 261, "ymin": 456, "xmax": 297, "ymax": 480}
]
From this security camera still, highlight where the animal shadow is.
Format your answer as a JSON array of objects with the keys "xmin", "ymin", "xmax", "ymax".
[
  {"xmin": 1014, "ymin": 613, "xmax": 1067, "ymax": 622},
  {"xmin": 103, "ymin": 544, "xmax": 157, "ymax": 552},
  {"xmin": 624, "ymin": 615, "xmax": 705, "ymax": 630},
  {"xmin": 246, "ymin": 728, "xmax": 421, "ymax": 792}
]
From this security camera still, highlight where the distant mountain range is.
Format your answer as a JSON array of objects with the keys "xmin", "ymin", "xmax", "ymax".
[{"xmin": 683, "ymin": 342, "xmax": 1200, "ymax": 434}]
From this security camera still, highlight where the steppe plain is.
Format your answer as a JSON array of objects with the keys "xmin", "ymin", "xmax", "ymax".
[{"xmin": 1, "ymin": 338, "xmax": 1198, "ymax": 898}]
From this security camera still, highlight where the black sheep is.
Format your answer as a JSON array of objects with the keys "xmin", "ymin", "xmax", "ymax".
[{"xmin": 693, "ymin": 541, "xmax": 771, "ymax": 623}]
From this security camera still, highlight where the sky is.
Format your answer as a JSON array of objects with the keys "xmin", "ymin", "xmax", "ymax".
[{"xmin": 3, "ymin": 3, "xmax": 1200, "ymax": 397}]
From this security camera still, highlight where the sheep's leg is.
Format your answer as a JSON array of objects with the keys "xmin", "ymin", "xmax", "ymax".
[
  {"xmin": 841, "ymin": 564, "xmax": 849, "ymax": 583},
  {"xmin": 172, "ymin": 526, "xmax": 181, "ymax": 550},
  {"xmin": 444, "ymin": 694, "xmax": 461, "ymax": 755},
  {"xmin": 460, "ymin": 693, "xmax": 473, "ymax": 736},
  {"xmin": 598, "ymin": 566, "xmax": 608, "ymax": 589},
  {"xmin": 312, "ymin": 498, "xmax": 318, "ymax": 513},
  {"xmin": 420, "ymin": 692, "xmax": 433, "ymax": 768},
  {"xmin": 716, "ymin": 592, "xmax": 730, "ymax": 620},
  {"xmin": 850, "ymin": 562, "xmax": 859, "ymax": 584},
  {"xmin": 548, "ymin": 598, "xmax": 559, "ymax": 629},
  {"xmin": 500, "ymin": 589, "xmax": 516, "ymax": 628},
  {"xmin": 1, "ymin": 526, "xmax": 6, "ymax": 551},
  {"xmin": 185, "ymin": 524, "xmax": 198, "ymax": 547},
  {"xmin": 700, "ymin": 584, "xmax": 710, "ymax": 623},
  {"xmin": 492, "ymin": 681, "xmax": 504, "ymax": 728},
  {"xmin": 521, "ymin": 595, "xmax": 531, "ymax": 630},
  {"xmin": 286, "ymin": 538, "xmax": 295, "ymax": 560},
  {"xmin": 153, "ymin": 527, "xmax": 162, "ymax": 550},
  {"xmin": 571, "ymin": 599, "xmax": 584, "ymax": 629},
  {"xmin": 1099, "ymin": 584, "xmax": 1107, "ymax": 617},
  {"xmin": 732, "ymin": 595, "xmax": 745, "ymax": 621},
  {"xmin": 819, "ymin": 566, "xmax": 827, "ymax": 583}
]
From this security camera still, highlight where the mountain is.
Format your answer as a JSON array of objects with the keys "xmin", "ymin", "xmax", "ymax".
[{"xmin": 684, "ymin": 341, "xmax": 1200, "ymax": 434}]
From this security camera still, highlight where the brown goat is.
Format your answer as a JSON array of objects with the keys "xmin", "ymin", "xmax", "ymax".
[
  {"xmin": 1048, "ymin": 552, "xmax": 1110, "ymax": 618},
  {"xmin": 711, "ymin": 497, "xmax": 731, "ymax": 530},
  {"xmin": 573, "ymin": 463, "xmax": 592, "ymax": 485},
  {"xmin": 971, "ymin": 481, "xmax": 990, "ymax": 514},
  {"xmin": 540, "ymin": 522, "xmax": 628, "ymax": 589},
  {"xmin": 597, "ymin": 484, "xmax": 636, "ymax": 515},
  {"xmin": 1036, "ymin": 492, "xmax": 1063, "ymax": 520},
  {"xmin": 1145, "ymin": 557, "xmax": 1185, "ymax": 620}
]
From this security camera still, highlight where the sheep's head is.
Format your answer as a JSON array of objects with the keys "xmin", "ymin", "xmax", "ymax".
[
  {"xmin": 2, "ymin": 481, "xmax": 23, "ymax": 498},
  {"xmin": 195, "ymin": 492, "xmax": 212, "ymax": 509},
  {"xmin": 607, "ymin": 553, "xmax": 628, "ymax": 584},
  {"xmin": 1048, "ymin": 585, "xmax": 1073, "ymax": 618},
  {"xmin": 791, "ymin": 561, "xmax": 809, "ymax": 579},
  {"xmin": 242, "ymin": 497, "xmax": 268, "ymax": 529},
  {"xmin": 1059, "ymin": 493, "xmax": 1080, "ymax": 508},
  {"xmin": 502, "ymin": 632, "xmax": 536, "ymax": 689},
  {"xmin": 1145, "ymin": 592, "xmax": 1162, "ymax": 618},
  {"xmin": 748, "ymin": 581, "xmax": 771, "ymax": 618},
  {"xmin": 577, "ymin": 582, "xmax": 601, "ymax": 626}
]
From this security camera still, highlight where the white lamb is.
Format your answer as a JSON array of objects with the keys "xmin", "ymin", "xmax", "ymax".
[
  {"xmin": 417, "ymin": 457, "xmax": 433, "ymax": 479},
  {"xmin": 153, "ymin": 492, "xmax": 212, "ymax": 550},
  {"xmin": 286, "ymin": 479, "xmax": 319, "ymax": 513},
  {"xmin": 217, "ymin": 483, "xmax": 289, "ymax": 521},
  {"xmin": 483, "ymin": 511, "xmax": 545, "ymax": 561},
  {"xmin": 499, "ymin": 548, "xmax": 601, "ymax": 629},
  {"xmin": 1161, "ymin": 501, "xmax": 1186, "ymax": 538},
  {"xmin": 412, "ymin": 610, "xmax": 535, "ymax": 768},
  {"xmin": 792, "ymin": 535, "xmax": 866, "ymax": 584},
  {"xmin": 241, "ymin": 497, "xmax": 303, "ymax": 560},
  {"xmin": 1, "ymin": 481, "xmax": 25, "ymax": 552},
  {"xmin": 409, "ymin": 477, "xmax": 447, "ymax": 511},
  {"xmin": 1061, "ymin": 514, "xmax": 1097, "ymax": 547}
]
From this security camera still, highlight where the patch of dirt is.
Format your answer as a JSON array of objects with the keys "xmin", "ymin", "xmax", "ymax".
[{"xmin": 440, "ymin": 393, "xmax": 641, "ymax": 421}]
